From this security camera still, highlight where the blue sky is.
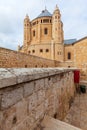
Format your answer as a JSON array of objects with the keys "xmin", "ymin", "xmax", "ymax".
[{"xmin": 0, "ymin": 0, "xmax": 87, "ymax": 50}]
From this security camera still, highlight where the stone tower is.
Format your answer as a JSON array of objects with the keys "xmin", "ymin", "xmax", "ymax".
[
  {"xmin": 24, "ymin": 14, "xmax": 31, "ymax": 47},
  {"xmin": 52, "ymin": 5, "xmax": 64, "ymax": 43},
  {"xmin": 52, "ymin": 5, "xmax": 64, "ymax": 61}
]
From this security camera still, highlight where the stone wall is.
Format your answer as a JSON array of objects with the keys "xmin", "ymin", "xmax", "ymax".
[
  {"xmin": 0, "ymin": 47, "xmax": 57, "ymax": 68},
  {"xmin": 64, "ymin": 44, "xmax": 74, "ymax": 62},
  {"xmin": 55, "ymin": 61, "xmax": 74, "ymax": 68},
  {"xmin": 0, "ymin": 68, "xmax": 75, "ymax": 130},
  {"xmin": 64, "ymin": 37, "xmax": 87, "ymax": 80}
]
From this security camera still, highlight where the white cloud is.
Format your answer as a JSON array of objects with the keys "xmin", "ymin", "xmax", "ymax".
[{"xmin": 0, "ymin": 0, "xmax": 87, "ymax": 50}]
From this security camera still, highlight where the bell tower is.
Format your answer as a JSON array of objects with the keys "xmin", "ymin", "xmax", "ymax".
[
  {"xmin": 24, "ymin": 14, "xmax": 31, "ymax": 47},
  {"xmin": 51, "ymin": 5, "xmax": 64, "ymax": 62},
  {"xmin": 52, "ymin": 5, "xmax": 64, "ymax": 43}
]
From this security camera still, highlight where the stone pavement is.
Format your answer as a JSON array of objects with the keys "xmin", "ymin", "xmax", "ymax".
[
  {"xmin": 40, "ymin": 115, "xmax": 82, "ymax": 130},
  {"xmin": 64, "ymin": 92, "xmax": 87, "ymax": 130}
]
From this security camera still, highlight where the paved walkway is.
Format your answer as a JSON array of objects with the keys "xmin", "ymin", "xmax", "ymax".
[
  {"xmin": 64, "ymin": 92, "xmax": 87, "ymax": 130},
  {"xmin": 40, "ymin": 116, "xmax": 82, "ymax": 130}
]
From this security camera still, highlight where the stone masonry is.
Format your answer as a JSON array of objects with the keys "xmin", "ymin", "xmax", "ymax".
[
  {"xmin": 0, "ymin": 68, "xmax": 75, "ymax": 130},
  {"xmin": 0, "ymin": 47, "xmax": 56, "ymax": 68}
]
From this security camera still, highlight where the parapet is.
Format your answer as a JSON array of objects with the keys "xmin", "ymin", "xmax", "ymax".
[{"xmin": 0, "ymin": 68, "xmax": 75, "ymax": 89}]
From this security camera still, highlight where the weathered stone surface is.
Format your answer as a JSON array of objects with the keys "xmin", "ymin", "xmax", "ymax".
[
  {"xmin": 64, "ymin": 93, "xmax": 87, "ymax": 130},
  {"xmin": 2, "ymin": 106, "xmax": 16, "ymax": 130},
  {"xmin": 37, "ymin": 90, "xmax": 45, "ymax": 105},
  {"xmin": 0, "ymin": 68, "xmax": 74, "ymax": 89},
  {"xmin": 41, "ymin": 116, "xmax": 82, "ymax": 130},
  {"xmin": 35, "ymin": 103, "xmax": 44, "ymax": 120},
  {"xmin": 1, "ymin": 87, "xmax": 23, "ymax": 109},
  {"xmin": 35, "ymin": 79, "xmax": 45, "ymax": 91},
  {"xmin": 15, "ymin": 118, "xmax": 30, "ymax": 130},
  {"xmin": 16, "ymin": 100, "xmax": 27, "ymax": 123},
  {"xmin": 0, "ymin": 68, "xmax": 76, "ymax": 130},
  {"xmin": 24, "ymin": 82, "xmax": 34, "ymax": 97},
  {"xmin": 0, "ymin": 68, "xmax": 17, "ymax": 88},
  {"xmin": 0, "ymin": 111, "xmax": 3, "ymax": 130},
  {"xmin": 0, "ymin": 47, "xmax": 56, "ymax": 68},
  {"xmin": 28, "ymin": 93, "xmax": 38, "ymax": 112}
]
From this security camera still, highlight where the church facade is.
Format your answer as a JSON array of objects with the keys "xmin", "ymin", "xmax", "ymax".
[
  {"xmin": 18, "ymin": 5, "xmax": 87, "ymax": 80},
  {"xmin": 19, "ymin": 5, "xmax": 64, "ymax": 61}
]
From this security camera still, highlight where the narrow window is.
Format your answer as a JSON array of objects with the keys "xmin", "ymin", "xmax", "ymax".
[
  {"xmin": 55, "ymin": 16, "xmax": 57, "ymax": 19},
  {"xmin": 55, "ymin": 28, "xmax": 57, "ymax": 31},
  {"xmin": 33, "ymin": 30, "xmax": 35, "ymax": 37},
  {"xmin": 35, "ymin": 65, "xmax": 37, "ymax": 68},
  {"xmin": 40, "ymin": 49, "xmax": 43, "ymax": 53},
  {"xmin": 28, "ymin": 50, "xmax": 31, "ymax": 54},
  {"xmin": 60, "ymin": 52, "xmax": 61, "ymax": 55},
  {"xmin": 44, "ymin": 28, "xmax": 48, "ymax": 35},
  {"xmin": 58, "ymin": 16, "xmax": 60, "ymax": 19},
  {"xmin": 68, "ymin": 52, "xmax": 71, "ymax": 60},
  {"xmin": 32, "ymin": 50, "xmax": 35, "ymax": 53},
  {"xmin": 58, "ymin": 52, "xmax": 59, "ymax": 55},
  {"xmin": 25, "ymin": 65, "xmax": 27, "ymax": 68},
  {"xmin": 46, "ymin": 49, "xmax": 49, "ymax": 52},
  {"xmin": 41, "ymin": 20, "xmax": 42, "ymax": 23}
]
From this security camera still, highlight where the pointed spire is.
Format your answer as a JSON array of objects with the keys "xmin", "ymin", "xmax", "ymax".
[
  {"xmin": 26, "ymin": 14, "xmax": 29, "ymax": 19},
  {"xmin": 55, "ymin": 4, "xmax": 59, "ymax": 10},
  {"xmin": 45, "ymin": 6, "xmax": 47, "ymax": 10}
]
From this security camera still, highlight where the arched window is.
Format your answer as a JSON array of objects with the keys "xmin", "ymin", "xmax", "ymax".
[
  {"xmin": 68, "ymin": 52, "xmax": 71, "ymax": 60},
  {"xmin": 33, "ymin": 30, "xmax": 35, "ymax": 37},
  {"xmin": 44, "ymin": 28, "xmax": 48, "ymax": 35},
  {"xmin": 41, "ymin": 20, "xmax": 42, "ymax": 23}
]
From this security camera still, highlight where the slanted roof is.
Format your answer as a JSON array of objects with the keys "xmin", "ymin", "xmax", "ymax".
[
  {"xmin": 64, "ymin": 39, "xmax": 77, "ymax": 45},
  {"xmin": 37, "ymin": 9, "xmax": 52, "ymax": 18}
]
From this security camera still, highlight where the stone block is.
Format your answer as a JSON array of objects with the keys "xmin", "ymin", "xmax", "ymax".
[
  {"xmin": 35, "ymin": 79, "xmax": 44, "ymax": 91},
  {"xmin": 0, "ymin": 68, "xmax": 17, "ymax": 88},
  {"xmin": 28, "ymin": 93, "xmax": 38, "ymax": 112},
  {"xmin": 24, "ymin": 81, "xmax": 34, "ymax": 97},
  {"xmin": 16, "ymin": 118, "xmax": 30, "ymax": 130},
  {"xmin": 37, "ymin": 90, "xmax": 45, "ymax": 105},
  {"xmin": 1, "ymin": 86, "xmax": 23, "ymax": 110},
  {"xmin": 35, "ymin": 103, "xmax": 44, "ymax": 120},
  {"xmin": 2, "ymin": 106, "xmax": 16, "ymax": 130},
  {"xmin": 16, "ymin": 100, "xmax": 28, "ymax": 124},
  {"xmin": 0, "ymin": 111, "xmax": 3, "ymax": 130},
  {"xmin": 44, "ymin": 78, "xmax": 49, "ymax": 89}
]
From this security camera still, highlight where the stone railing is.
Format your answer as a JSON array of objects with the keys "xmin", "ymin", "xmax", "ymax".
[{"xmin": 0, "ymin": 68, "xmax": 75, "ymax": 130}]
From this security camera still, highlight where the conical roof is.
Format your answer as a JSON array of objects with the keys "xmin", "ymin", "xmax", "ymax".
[{"xmin": 37, "ymin": 9, "xmax": 52, "ymax": 18}]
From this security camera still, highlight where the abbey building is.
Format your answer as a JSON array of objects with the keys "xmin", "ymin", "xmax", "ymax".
[
  {"xmin": 19, "ymin": 5, "xmax": 64, "ymax": 61},
  {"xmin": 18, "ymin": 5, "xmax": 87, "ymax": 80}
]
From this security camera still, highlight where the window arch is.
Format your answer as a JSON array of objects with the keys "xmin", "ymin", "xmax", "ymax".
[
  {"xmin": 44, "ymin": 28, "xmax": 48, "ymax": 35},
  {"xmin": 67, "ymin": 52, "xmax": 71, "ymax": 60},
  {"xmin": 33, "ymin": 30, "xmax": 35, "ymax": 37}
]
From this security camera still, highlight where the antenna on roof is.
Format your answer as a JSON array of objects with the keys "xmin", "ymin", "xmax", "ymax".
[{"xmin": 45, "ymin": 6, "xmax": 47, "ymax": 10}]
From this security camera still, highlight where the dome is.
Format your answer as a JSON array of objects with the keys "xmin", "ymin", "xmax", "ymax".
[{"xmin": 37, "ymin": 9, "xmax": 52, "ymax": 18}]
